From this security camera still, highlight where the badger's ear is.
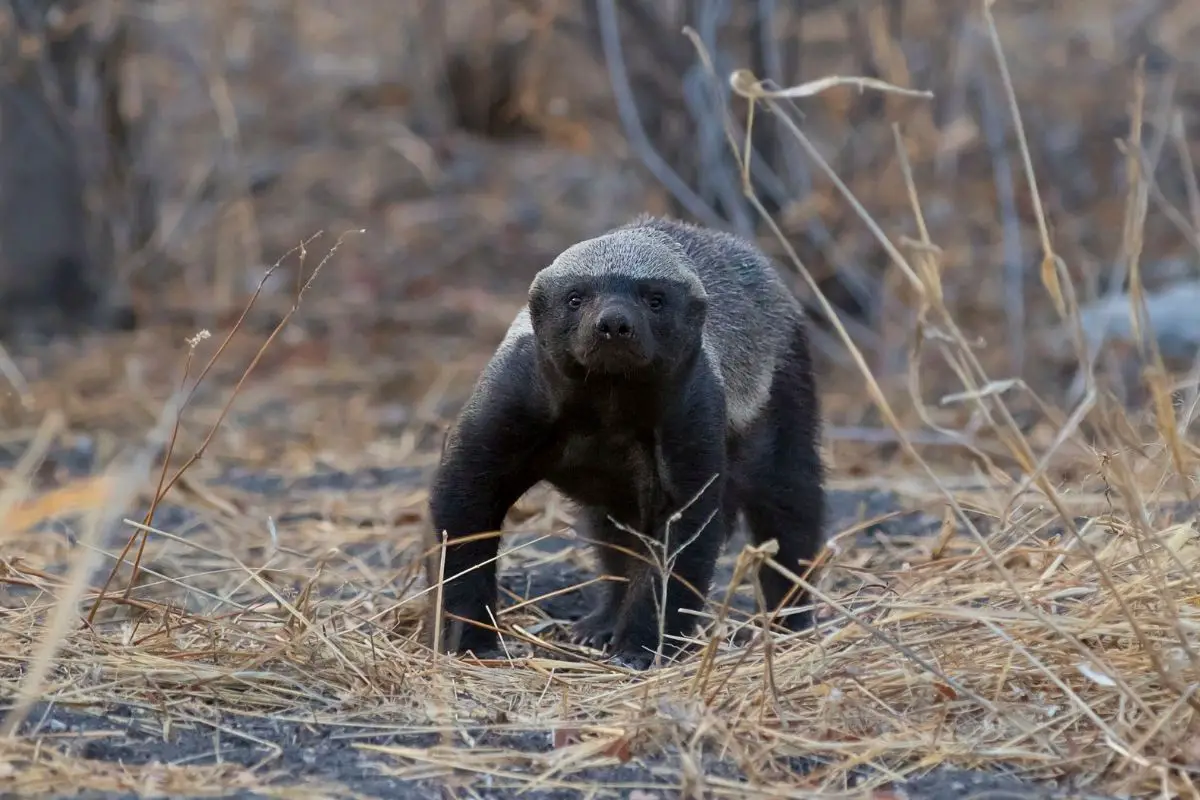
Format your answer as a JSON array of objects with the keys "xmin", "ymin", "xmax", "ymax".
[{"xmin": 528, "ymin": 281, "xmax": 548, "ymax": 321}]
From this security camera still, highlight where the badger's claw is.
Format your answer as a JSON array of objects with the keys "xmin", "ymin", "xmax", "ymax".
[{"xmin": 570, "ymin": 608, "xmax": 617, "ymax": 650}]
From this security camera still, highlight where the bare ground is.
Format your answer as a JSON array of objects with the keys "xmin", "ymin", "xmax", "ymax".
[{"xmin": 1, "ymin": 426, "xmax": 1102, "ymax": 800}]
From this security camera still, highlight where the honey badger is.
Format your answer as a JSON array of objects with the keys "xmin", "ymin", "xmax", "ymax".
[{"xmin": 427, "ymin": 214, "xmax": 825, "ymax": 669}]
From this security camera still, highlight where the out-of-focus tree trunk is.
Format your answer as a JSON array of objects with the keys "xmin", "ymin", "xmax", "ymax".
[{"xmin": 0, "ymin": 0, "xmax": 151, "ymax": 340}]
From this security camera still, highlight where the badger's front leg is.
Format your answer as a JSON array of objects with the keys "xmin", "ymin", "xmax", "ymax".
[
  {"xmin": 426, "ymin": 346, "xmax": 549, "ymax": 658},
  {"xmin": 609, "ymin": 371, "xmax": 728, "ymax": 670}
]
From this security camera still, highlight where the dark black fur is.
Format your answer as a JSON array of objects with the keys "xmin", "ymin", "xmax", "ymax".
[{"xmin": 427, "ymin": 217, "xmax": 825, "ymax": 669}]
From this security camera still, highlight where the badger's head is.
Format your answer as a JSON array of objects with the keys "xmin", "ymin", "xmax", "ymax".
[{"xmin": 527, "ymin": 229, "xmax": 708, "ymax": 380}]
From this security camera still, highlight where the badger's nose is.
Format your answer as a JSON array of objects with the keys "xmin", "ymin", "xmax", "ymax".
[{"xmin": 595, "ymin": 306, "xmax": 634, "ymax": 339}]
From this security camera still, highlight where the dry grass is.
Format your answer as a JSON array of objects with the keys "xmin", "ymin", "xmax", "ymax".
[{"xmin": 2, "ymin": 1, "xmax": 1200, "ymax": 798}]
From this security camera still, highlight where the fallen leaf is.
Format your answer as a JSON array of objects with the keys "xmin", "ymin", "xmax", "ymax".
[
  {"xmin": 934, "ymin": 681, "xmax": 958, "ymax": 700},
  {"xmin": 552, "ymin": 727, "xmax": 581, "ymax": 749},
  {"xmin": 602, "ymin": 735, "xmax": 633, "ymax": 763}
]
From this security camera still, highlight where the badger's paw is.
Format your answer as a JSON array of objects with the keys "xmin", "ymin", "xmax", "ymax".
[{"xmin": 569, "ymin": 608, "xmax": 617, "ymax": 650}]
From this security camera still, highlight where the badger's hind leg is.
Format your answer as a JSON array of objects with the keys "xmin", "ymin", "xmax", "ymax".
[
  {"xmin": 737, "ymin": 324, "xmax": 826, "ymax": 632},
  {"xmin": 570, "ymin": 506, "xmax": 640, "ymax": 649}
]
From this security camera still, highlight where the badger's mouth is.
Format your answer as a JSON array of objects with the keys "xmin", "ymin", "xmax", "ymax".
[
  {"xmin": 566, "ymin": 298, "xmax": 655, "ymax": 374},
  {"xmin": 573, "ymin": 336, "xmax": 653, "ymax": 374}
]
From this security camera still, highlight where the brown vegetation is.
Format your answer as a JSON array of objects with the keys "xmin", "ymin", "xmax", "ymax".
[{"xmin": 2, "ymin": 1, "xmax": 1200, "ymax": 797}]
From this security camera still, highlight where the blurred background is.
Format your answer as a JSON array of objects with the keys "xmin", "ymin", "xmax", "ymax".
[{"xmin": 1, "ymin": 0, "xmax": 1199, "ymax": 464}]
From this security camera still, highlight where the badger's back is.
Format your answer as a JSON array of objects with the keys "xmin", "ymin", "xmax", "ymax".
[{"xmin": 614, "ymin": 215, "xmax": 804, "ymax": 430}]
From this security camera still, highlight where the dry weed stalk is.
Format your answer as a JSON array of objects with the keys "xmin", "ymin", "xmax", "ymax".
[
  {"xmin": 709, "ymin": 4, "xmax": 1200, "ymax": 794},
  {"xmin": 86, "ymin": 229, "xmax": 362, "ymax": 626}
]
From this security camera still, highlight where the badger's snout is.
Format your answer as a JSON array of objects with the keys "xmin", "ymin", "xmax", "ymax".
[
  {"xmin": 577, "ymin": 299, "xmax": 651, "ymax": 371},
  {"xmin": 595, "ymin": 304, "xmax": 635, "ymax": 340}
]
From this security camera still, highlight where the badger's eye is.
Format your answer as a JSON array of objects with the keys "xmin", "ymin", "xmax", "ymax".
[
  {"xmin": 566, "ymin": 292, "xmax": 583, "ymax": 310},
  {"xmin": 647, "ymin": 294, "xmax": 664, "ymax": 311}
]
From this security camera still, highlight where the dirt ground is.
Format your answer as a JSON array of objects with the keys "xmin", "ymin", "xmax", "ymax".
[
  {"xmin": 0, "ymin": 357, "xmax": 1111, "ymax": 799},
  {"xmin": 2, "ymin": 1, "xmax": 1200, "ymax": 798}
]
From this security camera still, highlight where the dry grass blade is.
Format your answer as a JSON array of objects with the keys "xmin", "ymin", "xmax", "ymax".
[
  {"xmin": 2, "ymin": 386, "xmax": 186, "ymax": 737},
  {"xmin": 980, "ymin": 0, "xmax": 1067, "ymax": 320},
  {"xmin": 728, "ymin": 68, "xmax": 935, "ymax": 103},
  {"xmin": 0, "ymin": 412, "xmax": 64, "ymax": 548},
  {"xmin": 714, "ymin": 17, "xmax": 1200, "ymax": 796}
]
